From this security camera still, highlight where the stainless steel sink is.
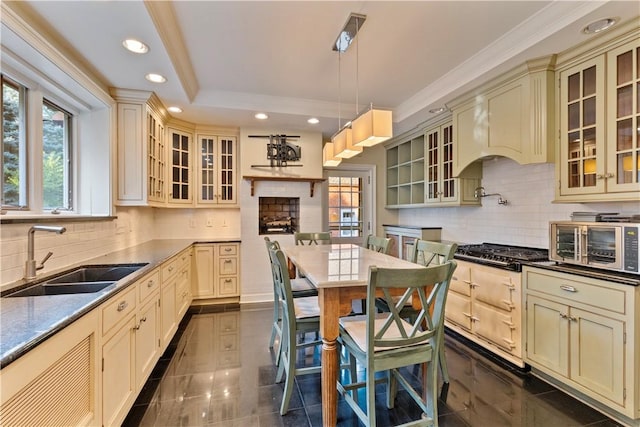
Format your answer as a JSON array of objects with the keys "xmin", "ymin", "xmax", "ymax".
[
  {"xmin": 5, "ymin": 263, "xmax": 148, "ymax": 297},
  {"xmin": 7, "ymin": 281, "xmax": 115, "ymax": 297},
  {"xmin": 46, "ymin": 263, "xmax": 148, "ymax": 284}
]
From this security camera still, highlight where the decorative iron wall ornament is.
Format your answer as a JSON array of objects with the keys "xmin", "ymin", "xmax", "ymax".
[{"xmin": 249, "ymin": 134, "xmax": 303, "ymax": 167}]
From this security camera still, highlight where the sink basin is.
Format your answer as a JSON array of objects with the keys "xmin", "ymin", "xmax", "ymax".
[
  {"xmin": 4, "ymin": 263, "xmax": 148, "ymax": 298},
  {"xmin": 7, "ymin": 281, "xmax": 115, "ymax": 297},
  {"xmin": 46, "ymin": 263, "xmax": 148, "ymax": 284}
]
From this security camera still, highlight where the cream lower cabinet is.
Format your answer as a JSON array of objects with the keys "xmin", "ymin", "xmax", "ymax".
[
  {"xmin": 192, "ymin": 243, "xmax": 240, "ymax": 301},
  {"xmin": 0, "ymin": 310, "xmax": 100, "ymax": 426},
  {"xmin": 383, "ymin": 225, "xmax": 442, "ymax": 260},
  {"xmin": 101, "ymin": 287, "xmax": 137, "ymax": 427},
  {"xmin": 444, "ymin": 260, "xmax": 524, "ymax": 367},
  {"xmin": 524, "ymin": 266, "xmax": 639, "ymax": 425}
]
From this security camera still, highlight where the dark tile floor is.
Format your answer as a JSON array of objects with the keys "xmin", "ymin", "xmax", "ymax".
[{"xmin": 123, "ymin": 304, "xmax": 622, "ymax": 427}]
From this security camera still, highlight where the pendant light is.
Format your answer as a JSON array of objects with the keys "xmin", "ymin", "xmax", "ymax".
[
  {"xmin": 350, "ymin": 13, "xmax": 392, "ymax": 148},
  {"xmin": 331, "ymin": 16, "xmax": 362, "ymax": 159},
  {"xmin": 323, "ymin": 141, "xmax": 342, "ymax": 167}
]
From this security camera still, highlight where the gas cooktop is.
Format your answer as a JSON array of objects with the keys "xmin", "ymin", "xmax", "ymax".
[{"xmin": 455, "ymin": 243, "xmax": 549, "ymax": 272}]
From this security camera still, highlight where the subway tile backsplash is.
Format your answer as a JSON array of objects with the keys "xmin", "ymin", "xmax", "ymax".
[{"xmin": 397, "ymin": 157, "xmax": 639, "ymax": 248}]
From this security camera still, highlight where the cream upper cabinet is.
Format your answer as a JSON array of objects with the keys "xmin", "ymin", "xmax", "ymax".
[
  {"xmin": 386, "ymin": 118, "xmax": 481, "ymax": 208},
  {"xmin": 167, "ymin": 127, "xmax": 194, "ymax": 205},
  {"xmin": 425, "ymin": 120, "xmax": 481, "ymax": 206},
  {"xmin": 386, "ymin": 130, "xmax": 425, "ymax": 206},
  {"xmin": 112, "ymin": 89, "xmax": 168, "ymax": 207},
  {"xmin": 450, "ymin": 56, "xmax": 555, "ymax": 177},
  {"xmin": 555, "ymin": 24, "xmax": 640, "ymax": 202},
  {"xmin": 196, "ymin": 134, "xmax": 238, "ymax": 205}
]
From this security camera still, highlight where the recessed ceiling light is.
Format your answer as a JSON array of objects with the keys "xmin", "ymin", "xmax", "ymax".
[
  {"xmin": 168, "ymin": 106, "xmax": 183, "ymax": 113},
  {"xmin": 582, "ymin": 17, "xmax": 618, "ymax": 34},
  {"xmin": 122, "ymin": 38, "xmax": 149, "ymax": 54},
  {"xmin": 145, "ymin": 73, "xmax": 166, "ymax": 83},
  {"xmin": 255, "ymin": 113, "xmax": 268, "ymax": 120},
  {"xmin": 308, "ymin": 118, "xmax": 319, "ymax": 124}
]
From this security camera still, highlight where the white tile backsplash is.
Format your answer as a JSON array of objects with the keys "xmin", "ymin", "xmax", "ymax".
[{"xmin": 397, "ymin": 157, "xmax": 639, "ymax": 248}]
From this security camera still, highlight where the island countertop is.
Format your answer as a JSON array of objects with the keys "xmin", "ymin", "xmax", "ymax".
[{"xmin": 0, "ymin": 238, "xmax": 239, "ymax": 367}]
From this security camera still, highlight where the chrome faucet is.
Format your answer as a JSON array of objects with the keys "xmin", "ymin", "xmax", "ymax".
[{"xmin": 24, "ymin": 225, "xmax": 66, "ymax": 280}]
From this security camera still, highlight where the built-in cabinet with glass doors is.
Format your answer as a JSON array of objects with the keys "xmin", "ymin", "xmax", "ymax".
[
  {"xmin": 113, "ymin": 88, "xmax": 238, "ymax": 207},
  {"xmin": 197, "ymin": 135, "xmax": 237, "ymax": 205},
  {"xmin": 557, "ymin": 31, "xmax": 639, "ymax": 201},
  {"xmin": 386, "ymin": 118, "xmax": 481, "ymax": 208}
]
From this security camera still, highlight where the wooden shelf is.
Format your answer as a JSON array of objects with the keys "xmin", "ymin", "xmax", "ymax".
[{"xmin": 242, "ymin": 176, "xmax": 325, "ymax": 197}]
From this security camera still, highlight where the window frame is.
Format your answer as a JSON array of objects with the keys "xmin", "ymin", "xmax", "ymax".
[
  {"xmin": 1, "ymin": 75, "xmax": 28, "ymax": 210},
  {"xmin": 1, "ymin": 72, "xmax": 79, "ymax": 216}
]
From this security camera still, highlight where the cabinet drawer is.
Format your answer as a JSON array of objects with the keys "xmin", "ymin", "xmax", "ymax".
[
  {"xmin": 218, "ymin": 257, "xmax": 238, "ymax": 276},
  {"xmin": 161, "ymin": 257, "xmax": 179, "ymax": 282},
  {"xmin": 138, "ymin": 270, "xmax": 160, "ymax": 303},
  {"xmin": 218, "ymin": 244, "xmax": 238, "ymax": 256},
  {"xmin": 525, "ymin": 269, "xmax": 626, "ymax": 314},
  {"xmin": 218, "ymin": 277, "xmax": 238, "ymax": 297},
  {"xmin": 102, "ymin": 287, "xmax": 136, "ymax": 336},
  {"xmin": 177, "ymin": 249, "xmax": 191, "ymax": 268}
]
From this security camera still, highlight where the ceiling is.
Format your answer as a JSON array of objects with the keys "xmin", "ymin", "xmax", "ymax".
[{"xmin": 6, "ymin": 1, "xmax": 640, "ymax": 140}]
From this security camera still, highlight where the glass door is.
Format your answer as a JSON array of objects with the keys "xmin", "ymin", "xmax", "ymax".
[
  {"xmin": 607, "ymin": 41, "xmax": 640, "ymax": 192},
  {"xmin": 559, "ymin": 56, "xmax": 605, "ymax": 195},
  {"xmin": 324, "ymin": 168, "xmax": 373, "ymax": 245}
]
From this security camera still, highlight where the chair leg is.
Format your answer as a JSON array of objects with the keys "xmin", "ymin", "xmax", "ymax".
[
  {"xmin": 269, "ymin": 301, "xmax": 279, "ymax": 348},
  {"xmin": 280, "ymin": 331, "xmax": 297, "ymax": 415},
  {"xmin": 439, "ymin": 345, "xmax": 449, "ymax": 384},
  {"xmin": 386, "ymin": 369, "xmax": 397, "ymax": 409},
  {"xmin": 366, "ymin": 367, "xmax": 377, "ymax": 427}
]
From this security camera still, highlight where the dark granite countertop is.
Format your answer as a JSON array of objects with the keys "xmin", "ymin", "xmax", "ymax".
[
  {"xmin": 0, "ymin": 238, "xmax": 240, "ymax": 368},
  {"xmin": 382, "ymin": 224, "xmax": 443, "ymax": 230}
]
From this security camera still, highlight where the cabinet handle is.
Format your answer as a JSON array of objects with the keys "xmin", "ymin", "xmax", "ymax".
[
  {"xmin": 224, "ymin": 259, "xmax": 232, "ymax": 263},
  {"xmin": 605, "ymin": 172, "xmax": 615, "ymax": 179},
  {"xmin": 134, "ymin": 317, "xmax": 147, "ymax": 330},
  {"xmin": 224, "ymin": 248, "xmax": 232, "ymax": 252},
  {"xmin": 147, "ymin": 280, "xmax": 155, "ymax": 288},
  {"xmin": 225, "ymin": 279, "xmax": 232, "ymax": 283},
  {"xmin": 117, "ymin": 301, "xmax": 128, "ymax": 312},
  {"xmin": 168, "ymin": 266, "xmax": 174, "ymax": 272},
  {"xmin": 560, "ymin": 285, "xmax": 577, "ymax": 293}
]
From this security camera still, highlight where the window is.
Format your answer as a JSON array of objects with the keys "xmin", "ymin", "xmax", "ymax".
[
  {"xmin": 327, "ymin": 176, "xmax": 363, "ymax": 238},
  {"xmin": 2, "ymin": 77, "xmax": 27, "ymax": 208},
  {"xmin": 1, "ymin": 75, "xmax": 74, "ymax": 213},
  {"xmin": 42, "ymin": 100, "xmax": 72, "ymax": 210}
]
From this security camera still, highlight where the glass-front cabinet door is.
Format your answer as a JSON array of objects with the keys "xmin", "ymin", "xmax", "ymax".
[
  {"xmin": 168, "ymin": 128, "xmax": 192, "ymax": 204},
  {"xmin": 559, "ymin": 56, "xmax": 605, "ymax": 196},
  {"xmin": 425, "ymin": 122, "xmax": 456, "ymax": 204},
  {"xmin": 607, "ymin": 39, "xmax": 640, "ymax": 193},
  {"xmin": 147, "ymin": 110, "xmax": 165, "ymax": 204},
  {"xmin": 196, "ymin": 135, "xmax": 237, "ymax": 205}
]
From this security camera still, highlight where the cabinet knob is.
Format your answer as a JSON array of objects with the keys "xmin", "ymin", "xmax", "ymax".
[{"xmin": 147, "ymin": 280, "xmax": 155, "ymax": 288}]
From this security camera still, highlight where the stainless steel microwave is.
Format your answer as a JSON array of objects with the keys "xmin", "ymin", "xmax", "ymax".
[{"xmin": 549, "ymin": 221, "xmax": 639, "ymax": 274}]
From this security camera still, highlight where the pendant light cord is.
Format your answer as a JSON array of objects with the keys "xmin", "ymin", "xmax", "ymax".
[{"xmin": 355, "ymin": 16, "xmax": 359, "ymax": 117}]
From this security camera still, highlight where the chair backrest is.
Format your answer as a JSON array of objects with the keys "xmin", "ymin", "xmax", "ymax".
[
  {"xmin": 365, "ymin": 261, "xmax": 457, "ymax": 351},
  {"xmin": 267, "ymin": 245, "xmax": 297, "ymax": 328},
  {"xmin": 364, "ymin": 234, "xmax": 392, "ymax": 255},
  {"xmin": 412, "ymin": 240, "xmax": 457, "ymax": 266},
  {"xmin": 294, "ymin": 232, "xmax": 331, "ymax": 245}
]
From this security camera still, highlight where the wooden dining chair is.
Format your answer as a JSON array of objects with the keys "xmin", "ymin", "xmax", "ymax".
[
  {"xmin": 375, "ymin": 239, "xmax": 458, "ymax": 384},
  {"xmin": 364, "ymin": 234, "xmax": 392, "ymax": 254},
  {"xmin": 294, "ymin": 231, "xmax": 331, "ymax": 245},
  {"xmin": 266, "ymin": 243, "xmax": 322, "ymax": 415},
  {"xmin": 265, "ymin": 237, "xmax": 317, "ymax": 368},
  {"xmin": 337, "ymin": 261, "xmax": 457, "ymax": 427}
]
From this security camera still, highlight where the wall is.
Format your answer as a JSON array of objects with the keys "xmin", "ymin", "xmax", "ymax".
[
  {"xmin": 152, "ymin": 208, "xmax": 241, "ymax": 240},
  {"xmin": 0, "ymin": 207, "xmax": 155, "ymax": 288},
  {"xmin": 397, "ymin": 157, "xmax": 639, "ymax": 248},
  {"xmin": 239, "ymin": 128, "xmax": 324, "ymax": 303}
]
